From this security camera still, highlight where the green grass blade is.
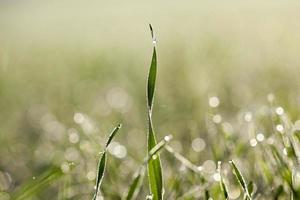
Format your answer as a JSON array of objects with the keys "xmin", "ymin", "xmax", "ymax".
[
  {"xmin": 12, "ymin": 167, "xmax": 64, "ymax": 200},
  {"xmin": 124, "ymin": 135, "xmax": 171, "ymax": 200},
  {"xmin": 124, "ymin": 167, "xmax": 145, "ymax": 200},
  {"xmin": 144, "ymin": 135, "xmax": 172, "ymax": 164},
  {"xmin": 247, "ymin": 181, "xmax": 254, "ymax": 196},
  {"xmin": 106, "ymin": 123, "xmax": 122, "ymax": 148},
  {"xmin": 218, "ymin": 161, "xmax": 228, "ymax": 200},
  {"xmin": 146, "ymin": 24, "xmax": 163, "ymax": 200},
  {"xmin": 229, "ymin": 160, "xmax": 251, "ymax": 199},
  {"xmin": 93, "ymin": 152, "xmax": 107, "ymax": 200},
  {"xmin": 165, "ymin": 145, "xmax": 202, "ymax": 175},
  {"xmin": 147, "ymin": 119, "xmax": 163, "ymax": 200},
  {"xmin": 147, "ymin": 24, "xmax": 157, "ymax": 111},
  {"xmin": 93, "ymin": 124, "xmax": 122, "ymax": 200}
]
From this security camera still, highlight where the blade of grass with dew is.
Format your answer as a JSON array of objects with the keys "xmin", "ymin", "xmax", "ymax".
[
  {"xmin": 12, "ymin": 166, "xmax": 65, "ymax": 200},
  {"xmin": 218, "ymin": 161, "xmax": 228, "ymax": 200},
  {"xmin": 146, "ymin": 24, "xmax": 163, "ymax": 200},
  {"xmin": 229, "ymin": 160, "xmax": 252, "ymax": 200},
  {"xmin": 124, "ymin": 135, "xmax": 172, "ymax": 200},
  {"xmin": 93, "ymin": 124, "xmax": 122, "ymax": 200},
  {"xmin": 124, "ymin": 167, "xmax": 145, "ymax": 200},
  {"xmin": 165, "ymin": 145, "xmax": 202, "ymax": 175}
]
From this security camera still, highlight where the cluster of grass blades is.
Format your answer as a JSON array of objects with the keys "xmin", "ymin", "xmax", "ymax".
[
  {"xmin": 93, "ymin": 124, "xmax": 122, "ymax": 200},
  {"xmin": 86, "ymin": 24, "xmax": 300, "ymax": 200},
  {"xmin": 93, "ymin": 25, "xmax": 169, "ymax": 200},
  {"xmin": 10, "ymin": 25, "xmax": 300, "ymax": 200}
]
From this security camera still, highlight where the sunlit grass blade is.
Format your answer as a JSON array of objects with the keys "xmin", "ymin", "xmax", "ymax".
[
  {"xmin": 93, "ymin": 124, "xmax": 122, "ymax": 200},
  {"xmin": 218, "ymin": 161, "xmax": 228, "ymax": 200},
  {"xmin": 165, "ymin": 145, "xmax": 202, "ymax": 175},
  {"xmin": 93, "ymin": 152, "xmax": 107, "ymax": 200},
  {"xmin": 146, "ymin": 24, "xmax": 163, "ymax": 200},
  {"xmin": 144, "ymin": 135, "xmax": 172, "ymax": 164},
  {"xmin": 124, "ymin": 167, "xmax": 145, "ymax": 200},
  {"xmin": 229, "ymin": 160, "xmax": 251, "ymax": 199},
  {"xmin": 124, "ymin": 135, "xmax": 172, "ymax": 200},
  {"xmin": 12, "ymin": 166, "xmax": 65, "ymax": 200},
  {"xmin": 147, "ymin": 24, "xmax": 157, "ymax": 111},
  {"xmin": 106, "ymin": 124, "xmax": 122, "ymax": 147}
]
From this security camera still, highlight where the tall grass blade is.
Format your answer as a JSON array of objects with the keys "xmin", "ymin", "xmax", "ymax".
[
  {"xmin": 146, "ymin": 24, "xmax": 163, "ymax": 200},
  {"xmin": 93, "ymin": 124, "xmax": 122, "ymax": 200},
  {"xmin": 229, "ymin": 160, "xmax": 251, "ymax": 199}
]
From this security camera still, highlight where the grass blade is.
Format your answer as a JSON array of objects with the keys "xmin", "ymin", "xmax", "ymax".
[
  {"xmin": 147, "ymin": 24, "xmax": 157, "ymax": 111},
  {"xmin": 144, "ymin": 135, "xmax": 172, "ymax": 164},
  {"xmin": 93, "ymin": 124, "xmax": 122, "ymax": 200},
  {"xmin": 124, "ymin": 167, "xmax": 145, "ymax": 200},
  {"xmin": 12, "ymin": 167, "xmax": 65, "ymax": 200},
  {"xmin": 247, "ymin": 181, "xmax": 254, "ymax": 197},
  {"xmin": 146, "ymin": 24, "xmax": 163, "ymax": 200},
  {"xmin": 218, "ymin": 161, "xmax": 228, "ymax": 200},
  {"xmin": 106, "ymin": 123, "xmax": 122, "ymax": 147},
  {"xmin": 124, "ymin": 135, "xmax": 172, "ymax": 200},
  {"xmin": 93, "ymin": 152, "xmax": 107, "ymax": 200},
  {"xmin": 229, "ymin": 160, "xmax": 251, "ymax": 199}
]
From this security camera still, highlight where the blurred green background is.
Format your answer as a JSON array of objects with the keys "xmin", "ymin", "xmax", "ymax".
[{"xmin": 1, "ymin": 1, "xmax": 300, "ymax": 199}]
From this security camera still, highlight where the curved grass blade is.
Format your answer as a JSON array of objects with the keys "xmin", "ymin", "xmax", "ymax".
[
  {"xmin": 93, "ymin": 124, "xmax": 122, "ymax": 200},
  {"xmin": 124, "ymin": 167, "xmax": 145, "ymax": 200},
  {"xmin": 165, "ymin": 145, "xmax": 202, "ymax": 175},
  {"xmin": 12, "ymin": 166, "xmax": 65, "ymax": 200},
  {"xmin": 218, "ymin": 161, "xmax": 228, "ymax": 200},
  {"xmin": 229, "ymin": 160, "xmax": 251, "ymax": 199},
  {"xmin": 106, "ymin": 124, "xmax": 122, "ymax": 147},
  {"xmin": 146, "ymin": 24, "xmax": 163, "ymax": 200},
  {"xmin": 93, "ymin": 152, "xmax": 107, "ymax": 200},
  {"xmin": 147, "ymin": 24, "xmax": 157, "ymax": 111}
]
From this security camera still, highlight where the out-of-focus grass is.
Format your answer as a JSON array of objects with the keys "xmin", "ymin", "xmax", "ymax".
[{"xmin": 1, "ymin": 0, "xmax": 300, "ymax": 199}]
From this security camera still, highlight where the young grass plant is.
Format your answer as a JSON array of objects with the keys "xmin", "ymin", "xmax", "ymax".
[
  {"xmin": 146, "ymin": 24, "xmax": 163, "ymax": 200},
  {"xmin": 93, "ymin": 124, "xmax": 122, "ymax": 200}
]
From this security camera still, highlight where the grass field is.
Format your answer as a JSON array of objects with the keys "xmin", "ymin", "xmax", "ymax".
[{"xmin": 1, "ymin": 1, "xmax": 300, "ymax": 199}]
